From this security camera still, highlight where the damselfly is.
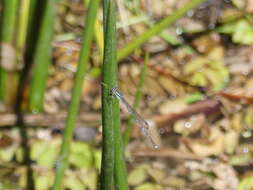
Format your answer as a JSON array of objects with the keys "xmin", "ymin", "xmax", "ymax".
[{"xmin": 110, "ymin": 87, "xmax": 159, "ymax": 149}]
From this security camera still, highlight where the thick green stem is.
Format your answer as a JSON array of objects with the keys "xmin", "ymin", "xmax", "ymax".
[
  {"xmin": 51, "ymin": 0, "xmax": 100, "ymax": 189},
  {"xmin": 100, "ymin": 1, "xmax": 116, "ymax": 189},
  {"xmin": 100, "ymin": 1, "xmax": 129, "ymax": 190},
  {"xmin": 117, "ymin": 0, "xmax": 207, "ymax": 61}
]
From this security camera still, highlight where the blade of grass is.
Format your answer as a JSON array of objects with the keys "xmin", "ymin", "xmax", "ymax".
[
  {"xmin": 29, "ymin": 0, "xmax": 60, "ymax": 112},
  {"xmin": 0, "ymin": 0, "xmax": 19, "ymax": 103},
  {"xmin": 123, "ymin": 52, "xmax": 149, "ymax": 146},
  {"xmin": 117, "ymin": 0, "xmax": 207, "ymax": 61},
  {"xmin": 51, "ymin": 0, "xmax": 100, "ymax": 189},
  {"xmin": 100, "ymin": 1, "xmax": 129, "ymax": 190},
  {"xmin": 117, "ymin": 14, "xmax": 149, "ymax": 28}
]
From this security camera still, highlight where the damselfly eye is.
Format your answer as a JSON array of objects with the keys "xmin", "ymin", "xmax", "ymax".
[{"xmin": 110, "ymin": 87, "xmax": 117, "ymax": 97}]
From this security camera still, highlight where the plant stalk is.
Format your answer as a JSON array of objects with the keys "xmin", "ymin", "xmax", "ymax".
[
  {"xmin": 52, "ymin": 0, "xmax": 100, "ymax": 189},
  {"xmin": 100, "ymin": 0, "xmax": 129, "ymax": 190},
  {"xmin": 29, "ymin": 0, "xmax": 60, "ymax": 112},
  {"xmin": 0, "ymin": 0, "xmax": 19, "ymax": 104}
]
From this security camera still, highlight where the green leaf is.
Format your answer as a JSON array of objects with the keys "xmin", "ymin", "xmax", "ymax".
[
  {"xmin": 37, "ymin": 148, "xmax": 59, "ymax": 167},
  {"xmin": 217, "ymin": 19, "xmax": 253, "ymax": 45},
  {"xmin": 233, "ymin": 20, "xmax": 253, "ymax": 44},
  {"xmin": 94, "ymin": 150, "xmax": 102, "ymax": 169},
  {"xmin": 216, "ymin": 21, "xmax": 236, "ymax": 34},
  {"xmin": 185, "ymin": 93, "xmax": 204, "ymax": 104},
  {"xmin": 128, "ymin": 166, "xmax": 148, "ymax": 186},
  {"xmin": 0, "ymin": 146, "xmax": 16, "ymax": 162},
  {"xmin": 190, "ymin": 72, "xmax": 208, "ymax": 87},
  {"xmin": 64, "ymin": 175, "xmax": 86, "ymax": 190},
  {"xmin": 238, "ymin": 174, "xmax": 253, "ymax": 190},
  {"xmin": 35, "ymin": 175, "xmax": 53, "ymax": 190},
  {"xmin": 229, "ymin": 153, "xmax": 252, "ymax": 166},
  {"xmin": 69, "ymin": 142, "xmax": 93, "ymax": 168},
  {"xmin": 185, "ymin": 47, "xmax": 229, "ymax": 91},
  {"xmin": 184, "ymin": 57, "xmax": 207, "ymax": 74},
  {"xmin": 31, "ymin": 139, "xmax": 60, "ymax": 167}
]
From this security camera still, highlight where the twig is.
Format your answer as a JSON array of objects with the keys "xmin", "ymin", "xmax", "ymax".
[
  {"xmin": 133, "ymin": 147, "xmax": 203, "ymax": 160},
  {"xmin": 0, "ymin": 112, "xmax": 100, "ymax": 127},
  {"xmin": 154, "ymin": 99, "xmax": 221, "ymax": 128}
]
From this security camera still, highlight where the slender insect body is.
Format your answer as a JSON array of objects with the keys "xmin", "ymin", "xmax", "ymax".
[{"xmin": 110, "ymin": 87, "xmax": 159, "ymax": 149}]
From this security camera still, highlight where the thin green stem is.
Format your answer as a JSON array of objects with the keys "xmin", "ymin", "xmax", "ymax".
[
  {"xmin": 52, "ymin": 0, "xmax": 100, "ymax": 189},
  {"xmin": 29, "ymin": 0, "xmax": 60, "ymax": 112},
  {"xmin": 117, "ymin": 0, "xmax": 207, "ymax": 61},
  {"xmin": 84, "ymin": 0, "xmax": 104, "ymax": 58},
  {"xmin": 123, "ymin": 53, "xmax": 149, "ymax": 146}
]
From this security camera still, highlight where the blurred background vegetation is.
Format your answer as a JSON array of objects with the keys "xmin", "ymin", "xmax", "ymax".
[{"xmin": 1, "ymin": 0, "xmax": 253, "ymax": 189}]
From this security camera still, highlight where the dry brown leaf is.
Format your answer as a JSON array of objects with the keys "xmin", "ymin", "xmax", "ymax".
[
  {"xmin": 159, "ymin": 99, "xmax": 187, "ymax": 115},
  {"xmin": 187, "ymin": 128, "xmax": 225, "ymax": 156},
  {"xmin": 173, "ymin": 114, "xmax": 205, "ymax": 136},
  {"xmin": 224, "ymin": 130, "xmax": 239, "ymax": 154}
]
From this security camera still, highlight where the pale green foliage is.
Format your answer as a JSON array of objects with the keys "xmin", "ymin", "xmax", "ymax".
[{"xmin": 217, "ymin": 19, "xmax": 253, "ymax": 45}]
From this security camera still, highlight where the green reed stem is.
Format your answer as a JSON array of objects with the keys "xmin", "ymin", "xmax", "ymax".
[
  {"xmin": 100, "ymin": 1, "xmax": 129, "ymax": 190},
  {"xmin": 51, "ymin": 0, "xmax": 100, "ymax": 189},
  {"xmin": 117, "ymin": 0, "xmax": 206, "ymax": 61},
  {"xmin": 100, "ymin": 1, "xmax": 116, "ymax": 189},
  {"xmin": 29, "ymin": 0, "xmax": 60, "ymax": 112},
  {"xmin": 0, "ymin": 0, "xmax": 19, "ymax": 102}
]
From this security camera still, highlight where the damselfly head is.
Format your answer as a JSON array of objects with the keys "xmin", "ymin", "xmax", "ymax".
[{"xmin": 110, "ymin": 87, "xmax": 122, "ymax": 99}]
